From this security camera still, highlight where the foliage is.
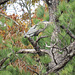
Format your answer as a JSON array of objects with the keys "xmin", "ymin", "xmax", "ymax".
[
  {"xmin": 24, "ymin": 54, "xmax": 36, "ymax": 65},
  {"xmin": 21, "ymin": 37, "xmax": 30, "ymax": 46},
  {"xmin": 6, "ymin": 19, "xmax": 13, "ymax": 26},
  {"xmin": 0, "ymin": 71, "xmax": 12, "ymax": 75},
  {"xmin": 36, "ymin": 5, "xmax": 45, "ymax": 18},
  {"xmin": 56, "ymin": 1, "xmax": 75, "ymax": 48},
  {"xmin": 33, "ymin": 18, "xmax": 40, "ymax": 24},
  {"xmin": 43, "ymin": 12, "xmax": 49, "ymax": 21},
  {"xmin": 0, "ymin": 49, "xmax": 11, "ymax": 59},
  {"xmin": 0, "ymin": 0, "xmax": 75, "ymax": 75},
  {"xmin": 0, "ymin": 36, "xmax": 3, "ymax": 44},
  {"xmin": 56, "ymin": 1, "xmax": 75, "ymax": 75},
  {"xmin": 40, "ymin": 54, "xmax": 51, "ymax": 64},
  {"xmin": 0, "ymin": 65, "xmax": 30, "ymax": 75}
]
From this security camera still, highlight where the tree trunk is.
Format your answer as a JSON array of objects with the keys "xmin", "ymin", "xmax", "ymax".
[
  {"xmin": 48, "ymin": 0, "xmax": 59, "ymax": 22},
  {"xmin": 44, "ymin": 0, "xmax": 60, "ymax": 72}
]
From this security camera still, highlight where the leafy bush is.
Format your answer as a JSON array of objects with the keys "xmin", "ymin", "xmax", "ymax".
[{"xmin": 21, "ymin": 37, "xmax": 30, "ymax": 46}]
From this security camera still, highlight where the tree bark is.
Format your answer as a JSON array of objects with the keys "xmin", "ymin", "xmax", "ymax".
[
  {"xmin": 44, "ymin": 40, "xmax": 75, "ymax": 75},
  {"xmin": 46, "ymin": 0, "xmax": 59, "ymax": 22}
]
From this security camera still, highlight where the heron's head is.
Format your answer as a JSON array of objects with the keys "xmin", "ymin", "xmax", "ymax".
[
  {"xmin": 24, "ymin": 34, "xmax": 30, "ymax": 38},
  {"xmin": 24, "ymin": 31, "xmax": 28, "ymax": 38},
  {"xmin": 42, "ymin": 21, "xmax": 51, "ymax": 25}
]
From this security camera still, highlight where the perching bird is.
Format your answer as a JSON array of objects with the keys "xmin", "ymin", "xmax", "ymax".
[
  {"xmin": 24, "ymin": 21, "xmax": 51, "ymax": 38},
  {"xmin": 24, "ymin": 24, "xmax": 38, "ymax": 38}
]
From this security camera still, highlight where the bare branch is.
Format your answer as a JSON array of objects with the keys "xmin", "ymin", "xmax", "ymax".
[
  {"xmin": 16, "ymin": 49, "xmax": 50, "ymax": 55},
  {"xmin": 36, "ymin": 35, "xmax": 49, "ymax": 43}
]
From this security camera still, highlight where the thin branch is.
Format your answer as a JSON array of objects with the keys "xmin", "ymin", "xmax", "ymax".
[
  {"xmin": 60, "ymin": 25, "xmax": 75, "ymax": 39},
  {"xmin": 0, "ymin": 13, "xmax": 20, "ymax": 26},
  {"xmin": 16, "ymin": 49, "xmax": 50, "ymax": 55},
  {"xmin": 0, "ymin": 52, "xmax": 13, "ymax": 69},
  {"xmin": 0, "ymin": 63, "xmax": 9, "ymax": 70},
  {"xmin": 36, "ymin": 35, "xmax": 49, "ymax": 43},
  {"xmin": 27, "ymin": 66, "xmax": 39, "ymax": 75},
  {"xmin": 0, "ymin": 57, "xmax": 9, "ymax": 69},
  {"xmin": 44, "ymin": 49, "xmax": 75, "ymax": 75},
  {"xmin": 0, "ymin": 56, "xmax": 16, "ymax": 71}
]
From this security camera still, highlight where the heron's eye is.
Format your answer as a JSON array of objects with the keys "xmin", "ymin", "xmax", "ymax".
[{"xmin": 48, "ymin": 0, "xmax": 51, "ymax": 3}]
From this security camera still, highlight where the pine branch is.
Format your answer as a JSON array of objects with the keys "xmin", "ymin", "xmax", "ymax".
[
  {"xmin": 0, "ymin": 57, "xmax": 9, "ymax": 69},
  {"xmin": 36, "ymin": 35, "xmax": 49, "ymax": 43},
  {"xmin": 0, "ymin": 13, "xmax": 20, "ymax": 26},
  {"xmin": 0, "ymin": 52, "xmax": 13, "ymax": 69},
  {"xmin": 60, "ymin": 25, "xmax": 75, "ymax": 39}
]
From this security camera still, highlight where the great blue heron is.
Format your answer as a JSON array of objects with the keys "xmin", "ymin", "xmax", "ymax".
[
  {"xmin": 24, "ymin": 24, "xmax": 38, "ymax": 38},
  {"xmin": 24, "ymin": 21, "xmax": 51, "ymax": 38}
]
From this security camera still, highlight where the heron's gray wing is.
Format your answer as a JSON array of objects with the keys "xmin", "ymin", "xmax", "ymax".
[{"xmin": 26, "ymin": 25, "xmax": 38, "ymax": 35}]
